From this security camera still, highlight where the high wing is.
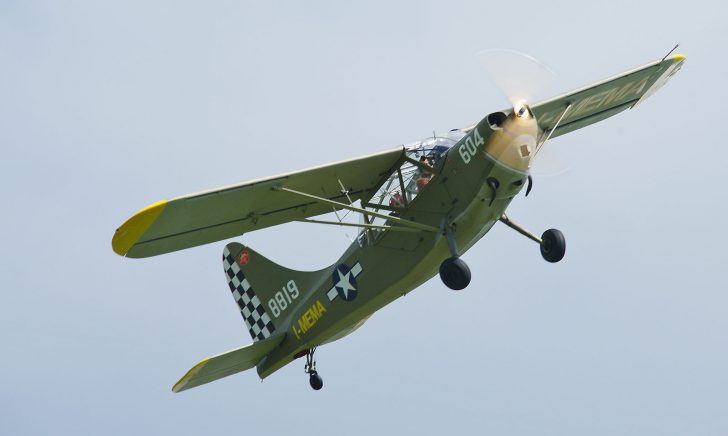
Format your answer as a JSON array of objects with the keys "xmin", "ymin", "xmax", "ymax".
[
  {"xmin": 460, "ymin": 54, "xmax": 686, "ymax": 140},
  {"xmin": 113, "ymin": 147, "xmax": 405, "ymax": 258},
  {"xmin": 530, "ymin": 53, "xmax": 685, "ymax": 140}
]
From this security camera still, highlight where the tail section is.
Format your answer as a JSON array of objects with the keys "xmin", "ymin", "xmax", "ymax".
[
  {"xmin": 222, "ymin": 242, "xmax": 330, "ymax": 342},
  {"xmin": 173, "ymin": 242, "xmax": 329, "ymax": 393}
]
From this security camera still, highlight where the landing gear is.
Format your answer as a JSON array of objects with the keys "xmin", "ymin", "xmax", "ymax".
[
  {"xmin": 439, "ymin": 224, "xmax": 471, "ymax": 290},
  {"xmin": 540, "ymin": 229, "xmax": 566, "ymax": 263},
  {"xmin": 309, "ymin": 372, "xmax": 323, "ymax": 390},
  {"xmin": 439, "ymin": 257, "xmax": 471, "ymax": 290},
  {"xmin": 304, "ymin": 348, "xmax": 323, "ymax": 391},
  {"xmin": 499, "ymin": 214, "xmax": 566, "ymax": 263}
]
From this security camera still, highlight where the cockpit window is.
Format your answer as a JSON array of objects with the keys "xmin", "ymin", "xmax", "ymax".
[
  {"xmin": 408, "ymin": 131, "xmax": 464, "ymax": 163},
  {"xmin": 357, "ymin": 132, "xmax": 463, "ymax": 247}
]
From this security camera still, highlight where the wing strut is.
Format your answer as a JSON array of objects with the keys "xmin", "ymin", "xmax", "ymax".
[
  {"xmin": 296, "ymin": 218, "xmax": 420, "ymax": 232},
  {"xmin": 535, "ymin": 103, "xmax": 572, "ymax": 156},
  {"xmin": 274, "ymin": 186, "xmax": 440, "ymax": 233}
]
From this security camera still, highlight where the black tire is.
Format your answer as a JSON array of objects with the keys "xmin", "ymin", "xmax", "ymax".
[
  {"xmin": 309, "ymin": 373, "xmax": 323, "ymax": 390},
  {"xmin": 540, "ymin": 229, "xmax": 566, "ymax": 263},
  {"xmin": 439, "ymin": 257, "xmax": 471, "ymax": 290}
]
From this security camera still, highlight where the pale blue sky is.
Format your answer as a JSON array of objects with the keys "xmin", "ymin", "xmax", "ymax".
[{"xmin": 1, "ymin": 1, "xmax": 726, "ymax": 435}]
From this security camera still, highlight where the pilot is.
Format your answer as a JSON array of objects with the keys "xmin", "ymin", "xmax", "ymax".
[
  {"xmin": 389, "ymin": 191, "xmax": 404, "ymax": 217},
  {"xmin": 416, "ymin": 156, "xmax": 433, "ymax": 191}
]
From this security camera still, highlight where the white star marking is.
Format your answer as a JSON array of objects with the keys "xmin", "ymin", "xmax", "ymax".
[
  {"xmin": 335, "ymin": 269, "xmax": 357, "ymax": 299},
  {"xmin": 327, "ymin": 262, "xmax": 363, "ymax": 302}
]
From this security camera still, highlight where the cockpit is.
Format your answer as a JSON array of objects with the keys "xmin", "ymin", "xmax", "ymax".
[
  {"xmin": 386, "ymin": 130, "xmax": 464, "ymax": 204},
  {"xmin": 356, "ymin": 130, "xmax": 465, "ymax": 247}
]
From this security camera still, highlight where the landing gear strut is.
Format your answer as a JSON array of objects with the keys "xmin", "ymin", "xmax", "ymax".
[
  {"xmin": 439, "ymin": 224, "xmax": 471, "ymax": 290},
  {"xmin": 304, "ymin": 348, "xmax": 323, "ymax": 390},
  {"xmin": 499, "ymin": 214, "xmax": 566, "ymax": 263}
]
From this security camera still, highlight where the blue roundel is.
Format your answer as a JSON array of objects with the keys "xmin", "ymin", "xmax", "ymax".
[{"xmin": 332, "ymin": 263, "xmax": 358, "ymax": 302}]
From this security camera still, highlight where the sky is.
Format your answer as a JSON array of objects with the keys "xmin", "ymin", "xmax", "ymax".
[{"xmin": 1, "ymin": 1, "xmax": 727, "ymax": 435}]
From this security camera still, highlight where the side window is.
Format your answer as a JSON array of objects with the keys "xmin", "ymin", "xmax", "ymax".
[{"xmin": 357, "ymin": 136, "xmax": 458, "ymax": 245}]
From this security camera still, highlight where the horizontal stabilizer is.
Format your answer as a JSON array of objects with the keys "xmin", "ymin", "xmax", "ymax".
[{"xmin": 172, "ymin": 333, "xmax": 284, "ymax": 393}]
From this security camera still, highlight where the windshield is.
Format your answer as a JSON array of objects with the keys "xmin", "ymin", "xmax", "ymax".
[{"xmin": 405, "ymin": 131, "xmax": 464, "ymax": 164}]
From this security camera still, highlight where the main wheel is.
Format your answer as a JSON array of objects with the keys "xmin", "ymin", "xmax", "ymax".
[
  {"xmin": 439, "ymin": 257, "xmax": 471, "ymax": 290},
  {"xmin": 540, "ymin": 229, "xmax": 566, "ymax": 263},
  {"xmin": 309, "ymin": 372, "xmax": 323, "ymax": 390}
]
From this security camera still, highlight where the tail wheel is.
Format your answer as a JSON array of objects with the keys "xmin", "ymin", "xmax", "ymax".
[
  {"xmin": 304, "ymin": 348, "xmax": 323, "ymax": 391},
  {"xmin": 309, "ymin": 372, "xmax": 323, "ymax": 390},
  {"xmin": 540, "ymin": 229, "xmax": 566, "ymax": 263},
  {"xmin": 439, "ymin": 257, "xmax": 471, "ymax": 290}
]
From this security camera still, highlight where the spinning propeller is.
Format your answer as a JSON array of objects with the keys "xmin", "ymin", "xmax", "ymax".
[
  {"xmin": 477, "ymin": 48, "xmax": 555, "ymax": 112},
  {"xmin": 476, "ymin": 49, "xmax": 571, "ymax": 177}
]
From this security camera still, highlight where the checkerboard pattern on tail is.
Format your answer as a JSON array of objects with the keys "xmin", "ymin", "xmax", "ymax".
[{"xmin": 223, "ymin": 247, "xmax": 276, "ymax": 341}]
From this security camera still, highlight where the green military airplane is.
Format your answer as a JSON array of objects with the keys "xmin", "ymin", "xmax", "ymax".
[{"xmin": 112, "ymin": 53, "xmax": 685, "ymax": 392}]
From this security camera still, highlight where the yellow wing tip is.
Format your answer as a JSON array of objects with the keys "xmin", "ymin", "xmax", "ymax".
[
  {"xmin": 112, "ymin": 200, "xmax": 168, "ymax": 256},
  {"xmin": 172, "ymin": 358, "xmax": 210, "ymax": 393},
  {"xmin": 674, "ymin": 53, "xmax": 686, "ymax": 61}
]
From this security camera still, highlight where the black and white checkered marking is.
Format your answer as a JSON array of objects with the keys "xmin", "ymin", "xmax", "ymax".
[
  {"xmin": 326, "ymin": 262, "xmax": 363, "ymax": 302},
  {"xmin": 223, "ymin": 247, "xmax": 276, "ymax": 341}
]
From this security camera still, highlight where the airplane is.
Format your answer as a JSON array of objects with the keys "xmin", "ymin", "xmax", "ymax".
[{"xmin": 112, "ymin": 52, "xmax": 685, "ymax": 392}]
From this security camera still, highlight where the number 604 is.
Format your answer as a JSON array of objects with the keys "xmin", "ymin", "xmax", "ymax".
[{"xmin": 458, "ymin": 128, "xmax": 485, "ymax": 164}]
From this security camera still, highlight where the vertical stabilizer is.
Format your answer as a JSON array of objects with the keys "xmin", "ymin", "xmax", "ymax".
[{"xmin": 222, "ymin": 242, "xmax": 331, "ymax": 342}]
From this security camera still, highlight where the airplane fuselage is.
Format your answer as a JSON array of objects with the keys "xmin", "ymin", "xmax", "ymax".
[{"xmin": 258, "ymin": 109, "xmax": 538, "ymax": 378}]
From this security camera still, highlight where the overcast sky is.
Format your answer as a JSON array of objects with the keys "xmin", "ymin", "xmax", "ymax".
[{"xmin": 2, "ymin": 1, "xmax": 726, "ymax": 435}]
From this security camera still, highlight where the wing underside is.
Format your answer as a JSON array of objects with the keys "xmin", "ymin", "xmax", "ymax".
[
  {"xmin": 531, "ymin": 53, "xmax": 685, "ymax": 140},
  {"xmin": 461, "ymin": 54, "xmax": 685, "ymax": 140},
  {"xmin": 113, "ymin": 147, "xmax": 405, "ymax": 258},
  {"xmin": 115, "ymin": 55, "xmax": 686, "ymax": 258}
]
